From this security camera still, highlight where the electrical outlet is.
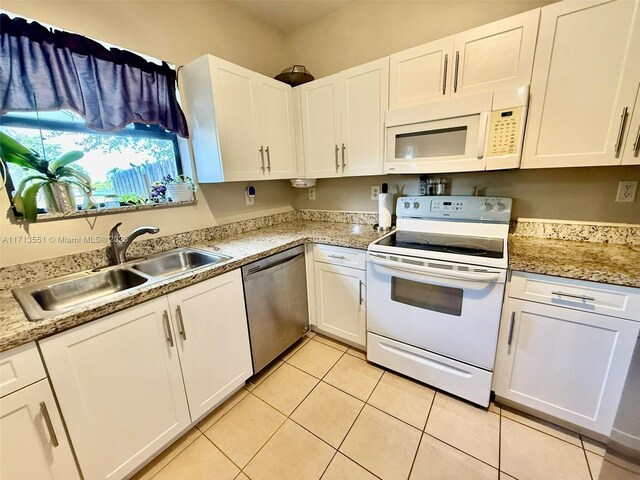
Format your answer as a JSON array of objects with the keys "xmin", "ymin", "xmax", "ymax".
[
  {"xmin": 371, "ymin": 186, "xmax": 380, "ymax": 201},
  {"xmin": 616, "ymin": 181, "xmax": 638, "ymax": 202},
  {"xmin": 308, "ymin": 187, "xmax": 316, "ymax": 200},
  {"xmin": 245, "ymin": 192, "xmax": 254, "ymax": 206}
]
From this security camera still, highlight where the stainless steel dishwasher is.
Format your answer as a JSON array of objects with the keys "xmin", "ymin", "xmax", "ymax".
[{"xmin": 242, "ymin": 245, "xmax": 309, "ymax": 374}]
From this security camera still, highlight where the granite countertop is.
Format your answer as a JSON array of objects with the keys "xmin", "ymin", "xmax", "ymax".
[
  {"xmin": 0, "ymin": 221, "xmax": 382, "ymax": 353},
  {"xmin": 508, "ymin": 236, "xmax": 640, "ymax": 288}
]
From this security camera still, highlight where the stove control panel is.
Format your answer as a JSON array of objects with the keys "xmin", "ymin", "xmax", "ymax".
[{"xmin": 396, "ymin": 196, "xmax": 512, "ymax": 222}]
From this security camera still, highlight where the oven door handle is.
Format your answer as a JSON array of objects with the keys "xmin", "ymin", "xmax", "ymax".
[{"xmin": 368, "ymin": 255, "xmax": 502, "ymax": 283}]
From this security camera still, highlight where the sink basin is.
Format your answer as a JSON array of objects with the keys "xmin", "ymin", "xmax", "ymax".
[{"xmin": 132, "ymin": 248, "xmax": 231, "ymax": 278}]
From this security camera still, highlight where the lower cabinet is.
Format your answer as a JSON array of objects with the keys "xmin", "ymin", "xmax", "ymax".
[
  {"xmin": 39, "ymin": 270, "xmax": 252, "ymax": 480},
  {"xmin": 494, "ymin": 295, "xmax": 640, "ymax": 436},
  {"xmin": 313, "ymin": 246, "xmax": 366, "ymax": 348}
]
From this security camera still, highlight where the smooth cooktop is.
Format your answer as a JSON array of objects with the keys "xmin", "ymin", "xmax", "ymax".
[{"xmin": 375, "ymin": 231, "xmax": 505, "ymax": 259}]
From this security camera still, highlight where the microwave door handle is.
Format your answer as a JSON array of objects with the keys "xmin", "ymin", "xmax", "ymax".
[
  {"xmin": 368, "ymin": 255, "xmax": 501, "ymax": 283},
  {"xmin": 477, "ymin": 112, "xmax": 489, "ymax": 160}
]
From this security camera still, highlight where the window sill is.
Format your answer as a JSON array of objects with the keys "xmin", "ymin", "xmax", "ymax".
[{"xmin": 10, "ymin": 200, "xmax": 197, "ymax": 223}]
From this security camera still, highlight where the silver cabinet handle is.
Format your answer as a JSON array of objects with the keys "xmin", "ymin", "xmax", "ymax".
[
  {"xmin": 506, "ymin": 312, "xmax": 516, "ymax": 347},
  {"xmin": 40, "ymin": 401, "xmax": 59, "ymax": 447},
  {"xmin": 453, "ymin": 51, "xmax": 460, "ymax": 93},
  {"xmin": 633, "ymin": 122, "xmax": 640, "ymax": 157},
  {"xmin": 614, "ymin": 107, "xmax": 629, "ymax": 158},
  {"xmin": 359, "ymin": 280, "xmax": 364, "ymax": 305},
  {"xmin": 335, "ymin": 144, "xmax": 339, "ymax": 171},
  {"xmin": 259, "ymin": 146, "xmax": 265, "ymax": 172},
  {"xmin": 551, "ymin": 291, "xmax": 595, "ymax": 302},
  {"xmin": 341, "ymin": 143, "xmax": 346, "ymax": 169},
  {"xmin": 163, "ymin": 310, "xmax": 174, "ymax": 347},
  {"xmin": 265, "ymin": 146, "xmax": 271, "ymax": 172},
  {"xmin": 328, "ymin": 254, "xmax": 346, "ymax": 260},
  {"xmin": 442, "ymin": 54, "xmax": 449, "ymax": 95},
  {"xmin": 176, "ymin": 305, "xmax": 187, "ymax": 341}
]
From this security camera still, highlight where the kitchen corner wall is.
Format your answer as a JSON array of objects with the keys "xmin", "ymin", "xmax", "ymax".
[{"xmin": 0, "ymin": 1, "xmax": 295, "ymax": 267}]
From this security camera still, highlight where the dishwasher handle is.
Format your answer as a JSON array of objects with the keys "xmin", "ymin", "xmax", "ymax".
[{"xmin": 243, "ymin": 252, "xmax": 304, "ymax": 280}]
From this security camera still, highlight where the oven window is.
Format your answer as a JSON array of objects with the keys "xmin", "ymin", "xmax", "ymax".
[
  {"xmin": 391, "ymin": 277, "xmax": 463, "ymax": 316},
  {"xmin": 395, "ymin": 126, "xmax": 467, "ymax": 159}
]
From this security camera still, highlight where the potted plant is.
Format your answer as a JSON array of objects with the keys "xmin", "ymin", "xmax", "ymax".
[
  {"xmin": 0, "ymin": 132, "xmax": 94, "ymax": 222},
  {"xmin": 163, "ymin": 174, "xmax": 196, "ymax": 202}
]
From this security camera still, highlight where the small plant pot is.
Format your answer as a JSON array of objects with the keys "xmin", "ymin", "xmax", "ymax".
[
  {"xmin": 42, "ymin": 182, "xmax": 75, "ymax": 214},
  {"xmin": 167, "ymin": 184, "xmax": 194, "ymax": 202}
]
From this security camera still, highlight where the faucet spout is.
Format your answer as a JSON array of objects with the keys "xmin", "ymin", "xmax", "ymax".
[{"xmin": 109, "ymin": 222, "xmax": 160, "ymax": 264}]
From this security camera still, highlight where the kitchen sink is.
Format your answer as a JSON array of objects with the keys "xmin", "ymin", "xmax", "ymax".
[{"xmin": 131, "ymin": 248, "xmax": 231, "ymax": 278}]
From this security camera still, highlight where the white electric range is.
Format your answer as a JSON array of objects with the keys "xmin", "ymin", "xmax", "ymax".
[{"xmin": 366, "ymin": 195, "xmax": 512, "ymax": 407}]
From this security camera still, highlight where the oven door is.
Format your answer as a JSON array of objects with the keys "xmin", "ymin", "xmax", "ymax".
[{"xmin": 367, "ymin": 253, "xmax": 506, "ymax": 369}]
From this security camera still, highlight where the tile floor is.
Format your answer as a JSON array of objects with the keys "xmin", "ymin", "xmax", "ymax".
[{"xmin": 133, "ymin": 332, "xmax": 640, "ymax": 480}]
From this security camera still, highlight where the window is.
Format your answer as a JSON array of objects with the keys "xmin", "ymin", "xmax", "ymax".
[{"xmin": 1, "ymin": 110, "xmax": 183, "ymax": 214}]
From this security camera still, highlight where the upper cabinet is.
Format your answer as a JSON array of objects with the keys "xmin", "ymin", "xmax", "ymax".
[
  {"xmin": 389, "ymin": 10, "xmax": 539, "ymax": 108},
  {"xmin": 298, "ymin": 58, "xmax": 389, "ymax": 179},
  {"xmin": 522, "ymin": 0, "xmax": 640, "ymax": 169},
  {"xmin": 182, "ymin": 55, "xmax": 297, "ymax": 182}
]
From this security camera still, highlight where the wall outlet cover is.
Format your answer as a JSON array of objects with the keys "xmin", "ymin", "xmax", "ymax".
[
  {"xmin": 308, "ymin": 187, "xmax": 316, "ymax": 200},
  {"xmin": 616, "ymin": 181, "xmax": 638, "ymax": 202},
  {"xmin": 371, "ymin": 186, "xmax": 380, "ymax": 201}
]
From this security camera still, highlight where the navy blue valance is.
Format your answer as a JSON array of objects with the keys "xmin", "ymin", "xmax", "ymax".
[{"xmin": 0, "ymin": 14, "xmax": 189, "ymax": 137}]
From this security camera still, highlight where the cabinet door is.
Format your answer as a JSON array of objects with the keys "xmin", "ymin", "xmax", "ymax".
[
  {"xmin": 167, "ymin": 270, "xmax": 253, "ymax": 421},
  {"xmin": 300, "ymin": 76, "xmax": 342, "ymax": 178},
  {"xmin": 39, "ymin": 297, "xmax": 190, "ymax": 480},
  {"xmin": 452, "ymin": 9, "xmax": 539, "ymax": 98},
  {"xmin": 522, "ymin": 0, "xmax": 640, "ymax": 168},
  {"xmin": 389, "ymin": 36, "xmax": 454, "ymax": 108},
  {"xmin": 210, "ymin": 57, "xmax": 263, "ymax": 181},
  {"xmin": 340, "ymin": 58, "xmax": 389, "ymax": 177},
  {"xmin": 314, "ymin": 262, "xmax": 366, "ymax": 348},
  {"xmin": 622, "ymin": 84, "xmax": 640, "ymax": 165},
  {"xmin": 257, "ymin": 77, "xmax": 297, "ymax": 179},
  {"xmin": 0, "ymin": 379, "xmax": 80, "ymax": 480},
  {"xmin": 493, "ymin": 298, "xmax": 640, "ymax": 435}
]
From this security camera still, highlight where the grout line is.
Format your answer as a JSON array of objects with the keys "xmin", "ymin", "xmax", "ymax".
[
  {"xmin": 141, "ymin": 428, "xmax": 203, "ymax": 480},
  {"xmin": 500, "ymin": 413, "xmax": 583, "ymax": 449},
  {"xmin": 200, "ymin": 428, "xmax": 246, "ymax": 472},
  {"xmin": 581, "ymin": 436, "xmax": 595, "ymax": 480},
  {"xmin": 422, "ymin": 389, "xmax": 437, "ymax": 432},
  {"xmin": 422, "ymin": 431, "xmax": 500, "ymax": 472},
  {"xmin": 498, "ymin": 405, "xmax": 502, "ymax": 473}
]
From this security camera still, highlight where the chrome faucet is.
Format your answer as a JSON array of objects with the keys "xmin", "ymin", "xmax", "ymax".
[{"xmin": 109, "ymin": 222, "xmax": 160, "ymax": 264}]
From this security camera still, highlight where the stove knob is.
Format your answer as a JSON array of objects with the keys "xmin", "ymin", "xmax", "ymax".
[
  {"xmin": 495, "ymin": 202, "xmax": 506, "ymax": 212},
  {"xmin": 413, "ymin": 202, "xmax": 420, "ymax": 209},
  {"xmin": 403, "ymin": 201, "xmax": 411, "ymax": 209},
  {"xmin": 482, "ymin": 201, "xmax": 492, "ymax": 212}
]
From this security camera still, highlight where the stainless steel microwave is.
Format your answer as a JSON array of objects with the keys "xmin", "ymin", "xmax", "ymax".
[{"xmin": 385, "ymin": 86, "xmax": 529, "ymax": 173}]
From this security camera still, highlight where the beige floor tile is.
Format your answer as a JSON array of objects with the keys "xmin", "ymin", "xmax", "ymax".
[
  {"xmin": 410, "ymin": 434, "xmax": 498, "ymax": 480},
  {"xmin": 313, "ymin": 334, "xmax": 349, "ymax": 352},
  {"xmin": 197, "ymin": 388, "xmax": 249, "ymax": 432},
  {"xmin": 291, "ymin": 382, "xmax": 364, "ymax": 448},
  {"xmin": 581, "ymin": 435, "xmax": 607, "ymax": 456},
  {"xmin": 425, "ymin": 393, "xmax": 500, "ymax": 467},
  {"xmin": 252, "ymin": 362, "xmax": 319, "ymax": 415},
  {"xmin": 340, "ymin": 405, "xmax": 421, "ymax": 480},
  {"xmin": 235, "ymin": 474, "xmax": 250, "ymax": 480},
  {"xmin": 204, "ymin": 394, "xmax": 286, "ymax": 468},
  {"xmin": 244, "ymin": 420, "xmax": 335, "ymax": 480},
  {"xmin": 245, "ymin": 360, "xmax": 283, "ymax": 392},
  {"xmin": 488, "ymin": 401, "xmax": 501, "ymax": 415},
  {"xmin": 346, "ymin": 347, "xmax": 366, "ymax": 360},
  {"xmin": 281, "ymin": 337, "xmax": 311, "ymax": 361},
  {"xmin": 322, "ymin": 453, "xmax": 377, "ymax": 480},
  {"xmin": 132, "ymin": 428, "xmax": 201, "ymax": 479},
  {"xmin": 306, "ymin": 331, "xmax": 318, "ymax": 339},
  {"xmin": 501, "ymin": 417, "xmax": 591, "ymax": 480},
  {"xmin": 324, "ymin": 355, "xmax": 383, "ymax": 401},
  {"xmin": 287, "ymin": 340, "xmax": 344, "ymax": 378},
  {"xmin": 368, "ymin": 371, "xmax": 434, "ymax": 429},
  {"xmin": 586, "ymin": 452, "xmax": 640, "ymax": 480},
  {"xmin": 500, "ymin": 473, "xmax": 517, "ymax": 480},
  {"xmin": 152, "ymin": 435, "xmax": 239, "ymax": 480},
  {"xmin": 502, "ymin": 407, "xmax": 581, "ymax": 447}
]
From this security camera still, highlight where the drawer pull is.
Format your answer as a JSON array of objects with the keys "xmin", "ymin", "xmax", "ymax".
[
  {"xmin": 163, "ymin": 310, "xmax": 174, "ymax": 347},
  {"xmin": 40, "ymin": 401, "xmax": 59, "ymax": 447},
  {"xmin": 507, "ymin": 312, "xmax": 516, "ymax": 348},
  {"xmin": 551, "ymin": 291, "xmax": 595, "ymax": 302},
  {"xmin": 359, "ymin": 280, "xmax": 364, "ymax": 305},
  {"xmin": 176, "ymin": 305, "xmax": 187, "ymax": 341},
  {"xmin": 328, "ymin": 254, "xmax": 347, "ymax": 260}
]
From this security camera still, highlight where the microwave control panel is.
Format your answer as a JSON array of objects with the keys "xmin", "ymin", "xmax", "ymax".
[{"xmin": 487, "ymin": 106, "xmax": 524, "ymax": 157}]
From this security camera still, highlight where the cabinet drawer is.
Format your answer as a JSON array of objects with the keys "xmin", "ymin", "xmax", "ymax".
[
  {"xmin": 0, "ymin": 342, "xmax": 46, "ymax": 398},
  {"xmin": 509, "ymin": 272, "xmax": 640, "ymax": 321},
  {"xmin": 314, "ymin": 244, "xmax": 366, "ymax": 270}
]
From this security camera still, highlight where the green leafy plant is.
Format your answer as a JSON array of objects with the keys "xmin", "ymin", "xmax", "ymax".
[
  {"xmin": 118, "ymin": 193, "xmax": 148, "ymax": 205},
  {"xmin": 0, "ymin": 132, "xmax": 94, "ymax": 222}
]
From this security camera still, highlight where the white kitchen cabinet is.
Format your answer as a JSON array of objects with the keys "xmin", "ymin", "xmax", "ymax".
[
  {"xmin": 494, "ymin": 273, "xmax": 640, "ymax": 436},
  {"xmin": 182, "ymin": 54, "xmax": 297, "ymax": 182},
  {"xmin": 167, "ymin": 270, "xmax": 253, "ymax": 421},
  {"xmin": 39, "ymin": 297, "xmax": 191, "ymax": 480},
  {"xmin": 522, "ymin": 0, "xmax": 640, "ymax": 168},
  {"xmin": 299, "ymin": 58, "xmax": 388, "ymax": 179},
  {"xmin": 313, "ymin": 246, "xmax": 366, "ymax": 348},
  {"xmin": 388, "ymin": 10, "xmax": 538, "ymax": 108},
  {"xmin": 0, "ymin": 343, "xmax": 79, "ymax": 480}
]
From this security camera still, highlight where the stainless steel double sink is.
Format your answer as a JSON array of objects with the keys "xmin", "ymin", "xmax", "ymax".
[{"xmin": 13, "ymin": 247, "xmax": 232, "ymax": 321}]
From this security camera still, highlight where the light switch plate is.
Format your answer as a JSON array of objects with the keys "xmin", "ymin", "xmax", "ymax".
[
  {"xmin": 616, "ymin": 181, "xmax": 638, "ymax": 202},
  {"xmin": 371, "ymin": 186, "xmax": 380, "ymax": 201},
  {"xmin": 308, "ymin": 187, "xmax": 316, "ymax": 200}
]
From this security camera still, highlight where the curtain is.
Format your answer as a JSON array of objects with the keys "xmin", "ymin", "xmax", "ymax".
[{"xmin": 0, "ymin": 14, "xmax": 188, "ymax": 137}]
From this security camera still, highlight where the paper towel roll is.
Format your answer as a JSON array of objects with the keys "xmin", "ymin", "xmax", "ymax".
[{"xmin": 378, "ymin": 193, "xmax": 392, "ymax": 229}]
